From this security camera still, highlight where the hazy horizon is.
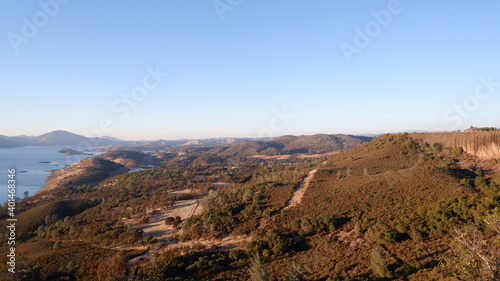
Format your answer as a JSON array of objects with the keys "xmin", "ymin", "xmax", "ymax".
[
  {"xmin": 2, "ymin": 1, "xmax": 499, "ymax": 140},
  {"xmin": 1, "ymin": 128, "xmax": 455, "ymax": 142}
]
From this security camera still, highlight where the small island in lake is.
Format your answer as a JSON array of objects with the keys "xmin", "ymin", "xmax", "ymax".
[{"xmin": 58, "ymin": 148, "xmax": 92, "ymax": 156}]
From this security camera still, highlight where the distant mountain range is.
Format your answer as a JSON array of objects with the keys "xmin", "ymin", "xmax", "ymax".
[
  {"xmin": 0, "ymin": 130, "xmax": 373, "ymax": 153},
  {"xmin": 0, "ymin": 130, "xmax": 276, "ymax": 149},
  {"xmin": 0, "ymin": 130, "xmax": 120, "ymax": 148},
  {"xmin": 140, "ymin": 137, "xmax": 257, "ymax": 148}
]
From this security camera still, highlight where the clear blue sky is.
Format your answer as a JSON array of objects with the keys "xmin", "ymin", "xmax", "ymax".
[{"xmin": 1, "ymin": 0, "xmax": 499, "ymax": 140}]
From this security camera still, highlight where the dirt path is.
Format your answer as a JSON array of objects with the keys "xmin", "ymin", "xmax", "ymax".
[
  {"xmin": 284, "ymin": 169, "xmax": 317, "ymax": 210},
  {"xmin": 124, "ymin": 189, "xmax": 203, "ymax": 241},
  {"xmin": 257, "ymin": 168, "xmax": 318, "ymax": 230}
]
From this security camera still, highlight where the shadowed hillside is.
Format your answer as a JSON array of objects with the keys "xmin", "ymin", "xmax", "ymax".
[
  {"xmin": 411, "ymin": 132, "xmax": 500, "ymax": 159},
  {"xmin": 6, "ymin": 200, "xmax": 97, "ymax": 239}
]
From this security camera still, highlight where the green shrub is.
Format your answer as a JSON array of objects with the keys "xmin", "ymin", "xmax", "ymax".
[
  {"xmin": 246, "ymin": 232, "xmax": 297, "ymax": 257},
  {"xmin": 267, "ymin": 232, "xmax": 295, "ymax": 256},
  {"xmin": 291, "ymin": 215, "xmax": 338, "ymax": 236},
  {"xmin": 366, "ymin": 224, "xmax": 398, "ymax": 244},
  {"xmin": 165, "ymin": 216, "xmax": 182, "ymax": 228}
]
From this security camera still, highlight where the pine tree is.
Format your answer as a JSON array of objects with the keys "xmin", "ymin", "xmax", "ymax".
[
  {"xmin": 371, "ymin": 247, "xmax": 392, "ymax": 278},
  {"xmin": 286, "ymin": 260, "xmax": 306, "ymax": 281},
  {"xmin": 354, "ymin": 221, "xmax": 362, "ymax": 235},
  {"xmin": 249, "ymin": 254, "xmax": 269, "ymax": 281}
]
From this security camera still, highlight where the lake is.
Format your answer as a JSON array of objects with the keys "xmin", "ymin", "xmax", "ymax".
[{"xmin": 0, "ymin": 146, "xmax": 105, "ymax": 203}]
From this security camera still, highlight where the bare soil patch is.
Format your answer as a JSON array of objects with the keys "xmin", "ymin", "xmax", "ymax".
[
  {"xmin": 284, "ymin": 169, "xmax": 317, "ymax": 210},
  {"xmin": 125, "ymin": 189, "xmax": 203, "ymax": 241}
]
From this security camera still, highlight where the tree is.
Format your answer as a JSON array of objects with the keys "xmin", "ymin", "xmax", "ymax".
[
  {"xmin": 336, "ymin": 170, "xmax": 343, "ymax": 179},
  {"xmin": 363, "ymin": 167, "xmax": 369, "ymax": 176},
  {"xmin": 370, "ymin": 247, "xmax": 392, "ymax": 278},
  {"xmin": 165, "ymin": 216, "xmax": 182, "ymax": 228},
  {"xmin": 452, "ymin": 226, "xmax": 499, "ymax": 279},
  {"xmin": 441, "ymin": 212, "xmax": 500, "ymax": 279},
  {"xmin": 286, "ymin": 260, "xmax": 306, "ymax": 281},
  {"xmin": 354, "ymin": 221, "xmax": 362, "ymax": 235},
  {"xmin": 346, "ymin": 168, "xmax": 352, "ymax": 177},
  {"xmin": 484, "ymin": 211, "xmax": 500, "ymax": 234},
  {"xmin": 37, "ymin": 225, "xmax": 46, "ymax": 238},
  {"xmin": 248, "ymin": 254, "xmax": 269, "ymax": 281},
  {"xmin": 243, "ymin": 188, "xmax": 255, "ymax": 202}
]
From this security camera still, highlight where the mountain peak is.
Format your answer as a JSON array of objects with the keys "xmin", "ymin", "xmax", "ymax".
[
  {"xmin": 36, "ymin": 130, "xmax": 88, "ymax": 145},
  {"xmin": 39, "ymin": 130, "xmax": 81, "ymax": 137}
]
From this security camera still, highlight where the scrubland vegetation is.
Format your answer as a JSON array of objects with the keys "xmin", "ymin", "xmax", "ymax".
[{"xmin": 1, "ymin": 133, "xmax": 499, "ymax": 280}]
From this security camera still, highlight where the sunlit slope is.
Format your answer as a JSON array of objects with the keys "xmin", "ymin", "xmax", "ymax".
[{"xmin": 295, "ymin": 134, "xmax": 470, "ymax": 222}]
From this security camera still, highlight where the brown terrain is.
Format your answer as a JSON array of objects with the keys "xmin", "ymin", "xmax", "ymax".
[{"xmin": 5, "ymin": 132, "xmax": 500, "ymax": 280}]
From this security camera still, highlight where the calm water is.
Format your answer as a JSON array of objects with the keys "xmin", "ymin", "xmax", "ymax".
[{"xmin": 0, "ymin": 146, "xmax": 105, "ymax": 203}]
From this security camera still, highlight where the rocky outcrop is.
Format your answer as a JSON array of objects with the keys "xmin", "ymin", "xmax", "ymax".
[{"xmin": 411, "ymin": 132, "xmax": 500, "ymax": 159}]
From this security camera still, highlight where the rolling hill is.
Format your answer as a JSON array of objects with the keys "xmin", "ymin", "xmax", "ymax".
[
  {"xmin": 44, "ymin": 157, "xmax": 129, "ymax": 190},
  {"xmin": 96, "ymin": 150, "xmax": 161, "ymax": 168},
  {"xmin": 208, "ymin": 134, "xmax": 372, "ymax": 156}
]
